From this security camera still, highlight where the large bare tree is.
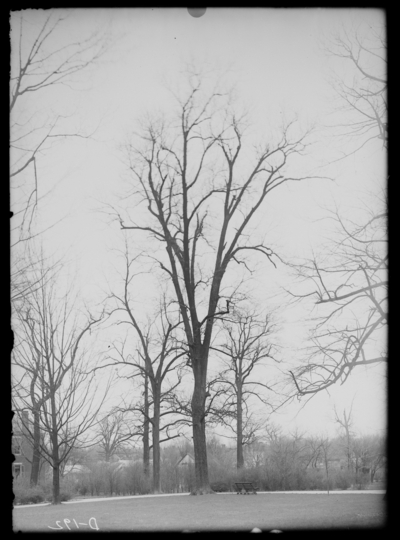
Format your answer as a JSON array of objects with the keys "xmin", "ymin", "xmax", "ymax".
[{"xmin": 116, "ymin": 70, "xmax": 324, "ymax": 493}]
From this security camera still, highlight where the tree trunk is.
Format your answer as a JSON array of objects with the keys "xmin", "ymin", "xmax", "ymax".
[
  {"xmin": 236, "ymin": 383, "xmax": 244, "ymax": 470},
  {"xmin": 152, "ymin": 388, "xmax": 161, "ymax": 493},
  {"xmin": 50, "ymin": 393, "xmax": 61, "ymax": 504},
  {"xmin": 30, "ymin": 409, "xmax": 41, "ymax": 486},
  {"xmin": 191, "ymin": 358, "xmax": 213, "ymax": 494},
  {"xmin": 143, "ymin": 372, "xmax": 150, "ymax": 477},
  {"xmin": 51, "ymin": 432, "xmax": 60, "ymax": 504}
]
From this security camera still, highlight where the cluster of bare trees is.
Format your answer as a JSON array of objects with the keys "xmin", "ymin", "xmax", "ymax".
[
  {"xmin": 10, "ymin": 10, "xmax": 110, "ymax": 504},
  {"xmin": 333, "ymin": 403, "xmax": 386, "ymax": 484},
  {"xmin": 114, "ymin": 66, "xmax": 325, "ymax": 493},
  {"xmin": 11, "ymin": 12, "xmax": 386, "ymax": 502},
  {"xmin": 98, "ymin": 247, "xmax": 190, "ymax": 493},
  {"xmin": 110, "ymin": 23, "xmax": 386, "ymax": 495},
  {"xmin": 11, "ymin": 263, "xmax": 111, "ymax": 503},
  {"xmin": 76, "ymin": 422, "xmax": 385, "ymax": 495}
]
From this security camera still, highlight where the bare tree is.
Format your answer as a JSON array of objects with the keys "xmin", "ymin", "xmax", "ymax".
[
  {"xmin": 114, "ymin": 360, "xmax": 186, "ymax": 493},
  {"xmin": 211, "ymin": 308, "xmax": 277, "ymax": 469},
  {"xmin": 101, "ymin": 252, "xmax": 188, "ymax": 492},
  {"xmin": 264, "ymin": 424, "xmax": 308, "ymax": 490},
  {"xmin": 10, "ymin": 10, "xmax": 108, "ymax": 303},
  {"xmin": 319, "ymin": 436, "xmax": 332, "ymax": 495},
  {"xmin": 333, "ymin": 402, "xmax": 356, "ymax": 472},
  {"xmin": 97, "ymin": 411, "xmax": 138, "ymax": 463},
  {"xmin": 117, "ymin": 70, "xmax": 324, "ymax": 493},
  {"xmin": 352, "ymin": 433, "xmax": 386, "ymax": 484},
  {"xmin": 12, "ymin": 263, "xmax": 110, "ymax": 502},
  {"xmin": 303, "ymin": 435, "xmax": 325, "ymax": 470}
]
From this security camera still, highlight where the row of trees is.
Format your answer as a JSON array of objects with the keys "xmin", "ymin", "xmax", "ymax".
[
  {"xmin": 11, "ymin": 11, "xmax": 386, "ymax": 501},
  {"xmin": 10, "ymin": 11, "xmax": 111, "ymax": 504},
  {"xmin": 12, "ymin": 249, "xmax": 279, "ymax": 499},
  {"xmin": 49, "ymin": 428, "xmax": 386, "ymax": 498},
  {"xmin": 12, "ymin": 263, "xmax": 112, "ymax": 501},
  {"xmin": 112, "ymin": 21, "xmax": 387, "ymax": 494}
]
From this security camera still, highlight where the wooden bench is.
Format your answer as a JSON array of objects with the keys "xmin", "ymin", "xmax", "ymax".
[{"xmin": 234, "ymin": 482, "xmax": 258, "ymax": 495}]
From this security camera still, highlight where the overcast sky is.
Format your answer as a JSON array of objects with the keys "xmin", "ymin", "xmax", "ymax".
[{"xmin": 11, "ymin": 8, "xmax": 386, "ymax": 440}]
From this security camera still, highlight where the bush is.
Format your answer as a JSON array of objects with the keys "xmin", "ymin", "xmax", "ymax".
[
  {"xmin": 114, "ymin": 463, "xmax": 152, "ymax": 496},
  {"xmin": 303, "ymin": 468, "xmax": 326, "ymax": 490},
  {"xmin": 13, "ymin": 472, "xmax": 81, "ymax": 505},
  {"xmin": 353, "ymin": 472, "xmax": 370, "ymax": 490},
  {"xmin": 79, "ymin": 484, "xmax": 88, "ymax": 496},
  {"xmin": 58, "ymin": 491, "xmax": 72, "ymax": 502},
  {"xmin": 330, "ymin": 469, "xmax": 353, "ymax": 490},
  {"xmin": 13, "ymin": 477, "xmax": 47, "ymax": 505},
  {"xmin": 210, "ymin": 481, "xmax": 230, "ymax": 492}
]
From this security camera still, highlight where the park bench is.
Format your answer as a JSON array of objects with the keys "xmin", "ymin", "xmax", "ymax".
[{"xmin": 234, "ymin": 482, "xmax": 258, "ymax": 495}]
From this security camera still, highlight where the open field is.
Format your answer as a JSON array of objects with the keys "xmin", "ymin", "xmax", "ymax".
[{"xmin": 13, "ymin": 492, "xmax": 386, "ymax": 532}]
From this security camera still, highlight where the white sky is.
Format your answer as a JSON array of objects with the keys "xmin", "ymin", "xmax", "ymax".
[{"xmin": 11, "ymin": 8, "xmax": 386, "ymax": 440}]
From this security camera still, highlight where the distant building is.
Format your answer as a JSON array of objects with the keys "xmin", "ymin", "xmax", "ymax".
[
  {"xmin": 12, "ymin": 411, "xmax": 49, "ymax": 483},
  {"xmin": 175, "ymin": 453, "xmax": 195, "ymax": 468},
  {"xmin": 63, "ymin": 463, "xmax": 91, "ymax": 477},
  {"xmin": 175, "ymin": 453, "xmax": 195, "ymax": 492},
  {"xmin": 12, "ymin": 411, "xmax": 33, "ymax": 481},
  {"xmin": 114, "ymin": 458, "xmax": 153, "ymax": 473}
]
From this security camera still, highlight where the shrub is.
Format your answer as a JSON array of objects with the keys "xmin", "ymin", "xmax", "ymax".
[
  {"xmin": 78, "ymin": 485, "xmax": 88, "ymax": 496},
  {"xmin": 58, "ymin": 491, "xmax": 72, "ymax": 502},
  {"xmin": 210, "ymin": 481, "xmax": 230, "ymax": 492},
  {"xmin": 330, "ymin": 469, "xmax": 353, "ymax": 490},
  {"xmin": 303, "ymin": 468, "xmax": 325, "ymax": 490},
  {"xmin": 354, "ymin": 472, "xmax": 370, "ymax": 489},
  {"xmin": 13, "ymin": 477, "xmax": 47, "ymax": 505},
  {"xmin": 116, "ymin": 463, "xmax": 152, "ymax": 495}
]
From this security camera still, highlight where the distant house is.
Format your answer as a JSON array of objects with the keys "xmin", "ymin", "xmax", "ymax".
[
  {"xmin": 175, "ymin": 453, "xmax": 195, "ymax": 492},
  {"xmin": 176, "ymin": 453, "xmax": 195, "ymax": 468},
  {"xmin": 114, "ymin": 458, "xmax": 153, "ymax": 473},
  {"xmin": 63, "ymin": 463, "xmax": 91, "ymax": 478},
  {"xmin": 12, "ymin": 411, "xmax": 34, "ymax": 481},
  {"xmin": 12, "ymin": 411, "xmax": 51, "ymax": 483},
  {"xmin": 114, "ymin": 459, "xmax": 132, "ymax": 470}
]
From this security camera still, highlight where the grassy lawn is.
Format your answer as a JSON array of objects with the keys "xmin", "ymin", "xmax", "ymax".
[{"xmin": 13, "ymin": 493, "xmax": 386, "ymax": 532}]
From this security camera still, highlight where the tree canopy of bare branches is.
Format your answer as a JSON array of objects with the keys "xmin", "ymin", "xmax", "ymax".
[
  {"xmin": 327, "ymin": 22, "xmax": 387, "ymax": 155},
  {"xmin": 10, "ymin": 10, "xmax": 108, "ymax": 303},
  {"xmin": 97, "ymin": 411, "xmax": 139, "ymax": 463},
  {"xmin": 289, "ymin": 200, "xmax": 387, "ymax": 396},
  {"xmin": 117, "ymin": 69, "xmax": 324, "ymax": 493},
  {"xmin": 289, "ymin": 21, "xmax": 387, "ymax": 399}
]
